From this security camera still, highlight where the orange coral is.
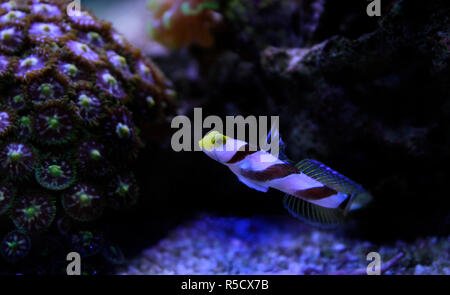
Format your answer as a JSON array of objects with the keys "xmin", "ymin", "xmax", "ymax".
[{"xmin": 149, "ymin": 0, "xmax": 221, "ymax": 49}]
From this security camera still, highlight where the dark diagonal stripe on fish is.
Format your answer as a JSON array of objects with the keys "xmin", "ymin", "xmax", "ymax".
[
  {"xmin": 226, "ymin": 144, "xmax": 259, "ymax": 164},
  {"xmin": 239, "ymin": 163, "xmax": 300, "ymax": 182},
  {"xmin": 294, "ymin": 186, "xmax": 338, "ymax": 200}
]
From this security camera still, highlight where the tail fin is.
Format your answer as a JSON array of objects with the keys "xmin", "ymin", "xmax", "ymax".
[
  {"xmin": 296, "ymin": 159, "xmax": 372, "ymax": 214},
  {"xmin": 282, "ymin": 159, "xmax": 372, "ymax": 227}
]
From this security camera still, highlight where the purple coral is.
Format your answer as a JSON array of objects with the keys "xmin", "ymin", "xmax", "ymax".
[
  {"xmin": 105, "ymin": 107, "xmax": 138, "ymax": 153},
  {"xmin": 34, "ymin": 103, "xmax": 77, "ymax": 144},
  {"xmin": 15, "ymin": 54, "xmax": 48, "ymax": 79},
  {"xmin": 31, "ymin": 3, "xmax": 62, "ymax": 19},
  {"xmin": 66, "ymin": 40, "xmax": 101, "ymax": 64},
  {"xmin": 107, "ymin": 50, "xmax": 132, "ymax": 79},
  {"xmin": 0, "ymin": 143, "xmax": 36, "ymax": 179},
  {"xmin": 28, "ymin": 22, "xmax": 64, "ymax": 41},
  {"xmin": 0, "ymin": 26, "xmax": 24, "ymax": 52},
  {"xmin": 135, "ymin": 60, "xmax": 155, "ymax": 86},
  {"xmin": 0, "ymin": 10, "xmax": 26, "ymax": 23},
  {"xmin": 73, "ymin": 91, "xmax": 103, "ymax": 123},
  {"xmin": 78, "ymin": 31, "xmax": 105, "ymax": 48},
  {"xmin": 96, "ymin": 70, "xmax": 126, "ymax": 99},
  {"xmin": 69, "ymin": 11, "xmax": 103, "ymax": 29},
  {"xmin": 77, "ymin": 140, "xmax": 109, "ymax": 176},
  {"xmin": 0, "ymin": 108, "xmax": 14, "ymax": 136},
  {"xmin": 0, "ymin": 54, "xmax": 9, "ymax": 74},
  {"xmin": 28, "ymin": 77, "xmax": 65, "ymax": 104},
  {"xmin": 0, "ymin": 182, "xmax": 14, "ymax": 215}
]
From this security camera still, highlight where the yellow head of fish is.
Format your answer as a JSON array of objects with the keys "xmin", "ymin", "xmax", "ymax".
[{"xmin": 198, "ymin": 131, "xmax": 227, "ymax": 151}]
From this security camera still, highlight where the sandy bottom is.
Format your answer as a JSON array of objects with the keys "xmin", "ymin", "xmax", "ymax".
[{"xmin": 117, "ymin": 215, "xmax": 449, "ymax": 275}]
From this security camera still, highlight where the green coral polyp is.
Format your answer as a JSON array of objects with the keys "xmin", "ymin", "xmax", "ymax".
[
  {"xmin": 88, "ymin": 32, "xmax": 101, "ymax": 42},
  {"xmin": 78, "ymin": 192, "xmax": 94, "ymax": 207},
  {"xmin": 108, "ymin": 173, "xmax": 139, "ymax": 210},
  {"xmin": 21, "ymin": 57, "xmax": 38, "ymax": 67},
  {"xmin": 0, "ymin": 230, "xmax": 31, "ymax": 262},
  {"xmin": 47, "ymin": 116, "xmax": 60, "ymax": 130},
  {"xmin": 13, "ymin": 94, "xmax": 24, "ymax": 104},
  {"xmin": 0, "ymin": 28, "xmax": 13, "ymax": 40},
  {"xmin": 63, "ymin": 184, "xmax": 103, "ymax": 221},
  {"xmin": 116, "ymin": 122, "xmax": 130, "ymax": 138},
  {"xmin": 63, "ymin": 64, "xmax": 78, "ymax": 77},
  {"xmin": 90, "ymin": 149, "xmax": 101, "ymax": 160},
  {"xmin": 103, "ymin": 73, "xmax": 117, "ymax": 86},
  {"xmin": 39, "ymin": 84, "xmax": 54, "ymax": 99},
  {"xmin": 8, "ymin": 151, "xmax": 21, "ymax": 161},
  {"xmin": 10, "ymin": 194, "xmax": 56, "ymax": 233},
  {"xmin": 19, "ymin": 116, "xmax": 30, "ymax": 126},
  {"xmin": 146, "ymin": 96, "xmax": 155, "ymax": 107},
  {"xmin": 48, "ymin": 165, "xmax": 62, "ymax": 177},
  {"xmin": 35, "ymin": 159, "xmax": 76, "ymax": 191}
]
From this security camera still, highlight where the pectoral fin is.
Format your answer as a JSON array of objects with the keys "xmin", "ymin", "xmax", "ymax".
[{"xmin": 236, "ymin": 175, "xmax": 269, "ymax": 192}]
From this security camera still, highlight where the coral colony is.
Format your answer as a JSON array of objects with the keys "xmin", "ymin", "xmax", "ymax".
[{"xmin": 0, "ymin": 0, "xmax": 173, "ymax": 269}]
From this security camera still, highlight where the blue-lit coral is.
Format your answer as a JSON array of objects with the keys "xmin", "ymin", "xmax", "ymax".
[
  {"xmin": 28, "ymin": 77, "xmax": 65, "ymax": 104},
  {"xmin": 105, "ymin": 107, "xmax": 139, "ymax": 155},
  {"xmin": 70, "ymin": 230, "xmax": 103, "ymax": 257},
  {"xmin": 0, "ymin": 142, "xmax": 36, "ymax": 179},
  {"xmin": 77, "ymin": 140, "xmax": 109, "ymax": 176},
  {"xmin": 0, "ymin": 25, "xmax": 24, "ymax": 53},
  {"xmin": 9, "ymin": 193, "xmax": 56, "ymax": 232},
  {"xmin": 62, "ymin": 183, "xmax": 103, "ymax": 221},
  {"xmin": 34, "ymin": 102, "xmax": 77, "ymax": 144},
  {"xmin": 0, "ymin": 107, "xmax": 15, "ymax": 136},
  {"xmin": 15, "ymin": 53, "xmax": 48, "ymax": 79},
  {"xmin": 0, "ymin": 0, "xmax": 174, "ymax": 266},
  {"xmin": 0, "ymin": 230, "xmax": 31, "ymax": 263},
  {"xmin": 65, "ymin": 40, "xmax": 101, "ymax": 65},
  {"xmin": 0, "ymin": 10, "xmax": 26, "ymax": 23},
  {"xmin": 102, "ymin": 241, "xmax": 125, "ymax": 265},
  {"xmin": 96, "ymin": 70, "xmax": 126, "ymax": 100},
  {"xmin": 35, "ymin": 157, "xmax": 76, "ymax": 190},
  {"xmin": 28, "ymin": 22, "xmax": 64, "ymax": 42},
  {"xmin": 16, "ymin": 115, "xmax": 33, "ymax": 139},
  {"xmin": 0, "ymin": 181, "xmax": 14, "ymax": 214},
  {"xmin": 73, "ymin": 91, "xmax": 103, "ymax": 124},
  {"xmin": 107, "ymin": 173, "xmax": 139, "ymax": 210},
  {"xmin": 31, "ymin": 2, "xmax": 62, "ymax": 19}
]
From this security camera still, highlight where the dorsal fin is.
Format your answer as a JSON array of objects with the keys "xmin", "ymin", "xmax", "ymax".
[
  {"xmin": 283, "ymin": 194, "xmax": 345, "ymax": 228},
  {"xmin": 263, "ymin": 124, "xmax": 291, "ymax": 163},
  {"xmin": 296, "ymin": 159, "xmax": 372, "ymax": 213},
  {"xmin": 296, "ymin": 159, "xmax": 365, "ymax": 196}
]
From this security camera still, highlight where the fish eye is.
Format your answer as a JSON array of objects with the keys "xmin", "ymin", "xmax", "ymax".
[{"xmin": 213, "ymin": 134, "xmax": 225, "ymax": 146}]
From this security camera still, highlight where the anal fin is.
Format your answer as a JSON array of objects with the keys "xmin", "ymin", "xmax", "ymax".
[{"xmin": 283, "ymin": 194, "xmax": 345, "ymax": 228}]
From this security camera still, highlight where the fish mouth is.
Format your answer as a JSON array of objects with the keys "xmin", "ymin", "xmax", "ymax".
[{"xmin": 198, "ymin": 138, "xmax": 204, "ymax": 150}]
